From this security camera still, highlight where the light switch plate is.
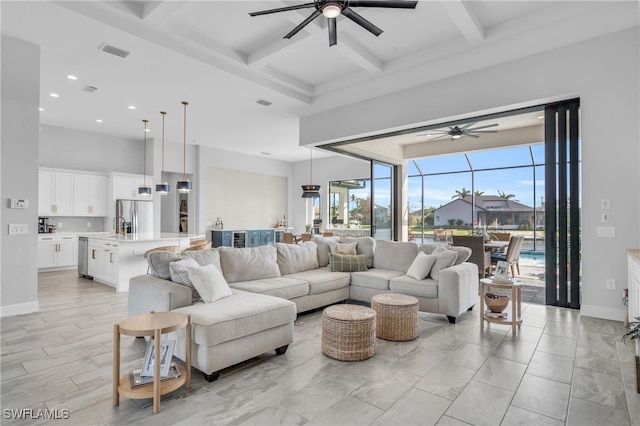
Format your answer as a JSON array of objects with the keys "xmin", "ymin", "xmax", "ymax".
[
  {"xmin": 596, "ymin": 226, "xmax": 615, "ymax": 237},
  {"xmin": 601, "ymin": 199, "xmax": 610, "ymax": 209},
  {"xmin": 8, "ymin": 224, "xmax": 28, "ymax": 235}
]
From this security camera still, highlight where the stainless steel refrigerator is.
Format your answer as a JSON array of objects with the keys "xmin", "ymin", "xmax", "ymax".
[{"xmin": 115, "ymin": 199, "xmax": 153, "ymax": 235}]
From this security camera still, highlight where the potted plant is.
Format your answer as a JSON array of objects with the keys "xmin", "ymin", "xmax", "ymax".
[
  {"xmin": 622, "ymin": 316, "xmax": 640, "ymax": 356},
  {"xmin": 305, "ymin": 224, "xmax": 312, "ymax": 234}
]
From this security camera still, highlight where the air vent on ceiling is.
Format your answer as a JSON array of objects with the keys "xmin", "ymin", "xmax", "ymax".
[
  {"xmin": 99, "ymin": 43, "xmax": 130, "ymax": 58},
  {"xmin": 81, "ymin": 85, "xmax": 98, "ymax": 93},
  {"xmin": 256, "ymin": 99, "xmax": 272, "ymax": 107}
]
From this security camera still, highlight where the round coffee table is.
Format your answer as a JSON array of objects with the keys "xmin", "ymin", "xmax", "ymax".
[
  {"xmin": 322, "ymin": 304, "xmax": 376, "ymax": 361},
  {"xmin": 371, "ymin": 293, "xmax": 419, "ymax": 341}
]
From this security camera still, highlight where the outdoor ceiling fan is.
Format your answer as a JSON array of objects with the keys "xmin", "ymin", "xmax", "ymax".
[
  {"xmin": 249, "ymin": 0, "xmax": 418, "ymax": 46},
  {"xmin": 417, "ymin": 122, "xmax": 499, "ymax": 141}
]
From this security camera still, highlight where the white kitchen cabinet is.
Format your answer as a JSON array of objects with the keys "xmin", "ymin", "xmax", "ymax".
[
  {"xmin": 38, "ymin": 235, "xmax": 77, "ymax": 269},
  {"xmin": 113, "ymin": 174, "xmax": 153, "ymax": 200},
  {"xmin": 88, "ymin": 239, "xmax": 119, "ymax": 286},
  {"xmin": 73, "ymin": 174, "xmax": 108, "ymax": 216},
  {"xmin": 39, "ymin": 170, "xmax": 74, "ymax": 216}
]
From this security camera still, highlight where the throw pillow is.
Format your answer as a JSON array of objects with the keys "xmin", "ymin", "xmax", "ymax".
[
  {"xmin": 169, "ymin": 258, "xmax": 201, "ymax": 302},
  {"xmin": 330, "ymin": 242, "xmax": 357, "ymax": 255},
  {"xmin": 429, "ymin": 247, "xmax": 459, "ymax": 280},
  {"xmin": 406, "ymin": 252, "xmax": 437, "ymax": 280},
  {"xmin": 340, "ymin": 237, "xmax": 375, "ymax": 268},
  {"xmin": 186, "ymin": 264, "xmax": 232, "ymax": 303},
  {"xmin": 148, "ymin": 252, "xmax": 183, "ymax": 280},
  {"xmin": 329, "ymin": 252, "xmax": 367, "ymax": 272}
]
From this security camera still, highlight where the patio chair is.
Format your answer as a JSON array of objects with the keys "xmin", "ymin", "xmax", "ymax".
[
  {"xmin": 300, "ymin": 234, "xmax": 312, "ymax": 242},
  {"xmin": 452, "ymin": 235, "xmax": 491, "ymax": 278},
  {"xmin": 183, "ymin": 241, "xmax": 212, "ymax": 252},
  {"xmin": 491, "ymin": 235, "xmax": 525, "ymax": 277},
  {"xmin": 322, "ymin": 232, "xmax": 334, "ymax": 237},
  {"xmin": 283, "ymin": 233, "xmax": 299, "ymax": 244}
]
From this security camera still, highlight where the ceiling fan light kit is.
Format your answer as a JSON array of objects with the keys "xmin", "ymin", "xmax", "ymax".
[{"xmin": 250, "ymin": 0, "xmax": 418, "ymax": 46}]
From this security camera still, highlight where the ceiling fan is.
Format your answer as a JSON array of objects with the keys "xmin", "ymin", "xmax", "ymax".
[
  {"xmin": 249, "ymin": 1, "xmax": 418, "ymax": 46},
  {"xmin": 417, "ymin": 123, "xmax": 499, "ymax": 141}
]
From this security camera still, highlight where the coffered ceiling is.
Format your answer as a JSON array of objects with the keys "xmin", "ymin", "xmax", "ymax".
[{"xmin": 1, "ymin": 1, "xmax": 637, "ymax": 161}]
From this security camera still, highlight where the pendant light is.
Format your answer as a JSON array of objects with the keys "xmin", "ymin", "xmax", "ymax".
[
  {"xmin": 176, "ymin": 101, "xmax": 192, "ymax": 193},
  {"xmin": 155, "ymin": 111, "xmax": 170, "ymax": 195},
  {"xmin": 138, "ymin": 119, "xmax": 152, "ymax": 196},
  {"xmin": 301, "ymin": 148, "xmax": 320, "ymax": 199}
]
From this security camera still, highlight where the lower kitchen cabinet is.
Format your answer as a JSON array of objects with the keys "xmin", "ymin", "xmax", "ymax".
[
  {"xmin": 88, "ymin": 240, "xmax": 119, "ymax": 284},
  {"xmin": 38, "ymin": 235, "xmax": 77, "ymax": 270}
]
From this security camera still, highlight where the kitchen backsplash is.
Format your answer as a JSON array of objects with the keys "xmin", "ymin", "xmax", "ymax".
[{"xmin": 39, "ymin": 217, "xmax": 109, "ymax": 233}]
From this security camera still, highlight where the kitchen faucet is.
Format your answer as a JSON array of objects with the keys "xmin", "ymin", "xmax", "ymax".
[{"xmin": 113, "ymin": 216, "xmax": 127, "ymax": 237}]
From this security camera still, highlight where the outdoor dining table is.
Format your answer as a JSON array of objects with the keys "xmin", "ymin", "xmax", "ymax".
[{"xmin": 484, "ymin": 241, "xmax": 509, "ymax": 252}]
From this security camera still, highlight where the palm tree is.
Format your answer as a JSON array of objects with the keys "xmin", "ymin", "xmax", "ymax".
[
  {"xmin": 474, "ymin": 190, "xmax": 484, "ymax": 196},
  {"xmin": 497, "ymin": 189, "xmax": 516, "ymax": 200},
  {"xmin": 452, "ymin": 188, "xmax": 471, "ymax": 199}
]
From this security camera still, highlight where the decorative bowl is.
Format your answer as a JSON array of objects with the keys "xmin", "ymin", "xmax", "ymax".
[{"xmin": 484, "ymin": 293, "xmax": 509, "ymax": 313}]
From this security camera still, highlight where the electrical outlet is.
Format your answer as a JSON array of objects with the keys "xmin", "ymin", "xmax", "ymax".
[
  {"xmin": 87, "ymin": 222, "xmax": 92, "ymax": 228},
  {"xmin": 57, "ymin": 222, "xmax": 63, "ymax": 228},
  {"xmin": 8, "ymin": 224, "xmax": 28, "ymax": 235},
  {"xmin": 606, "ymin": 279, "xmax": 616, "ymax": 290}
]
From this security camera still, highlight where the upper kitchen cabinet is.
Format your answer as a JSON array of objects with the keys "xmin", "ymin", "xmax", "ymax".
[
  {"xmin": 73, "ymin": 174, "xmax": 108, "ymax": 216},
  {"xmin": 39, "ymin": 170, "xmax": 73, "ymax": 216},
  {"xmin": 112, "ymin": 173, "xmax": 153, "ymax": 200}
]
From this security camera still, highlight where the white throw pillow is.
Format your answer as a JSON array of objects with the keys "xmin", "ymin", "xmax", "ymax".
[
  {"xmin": 406, "ymin": 252, "xmax": 437, "ymax": 280},
  {"xmin": 187, "ymin": 264, "xmax": 232, "ymax": 303},
  {"xmin": 429, "ymin": 247, "xmax": 459, "ymax": 280},
  {"xmin": 329, "ymin": 242, "xmax": 357, "ymax": 255},
  {"xmin": 169, "ymin": 257, "xmax": 201, "ymax": 302}
]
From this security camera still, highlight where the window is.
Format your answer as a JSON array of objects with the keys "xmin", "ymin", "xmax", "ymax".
[{"xmin": 328, "ymin": 179, "xmax": 370, "ymax": 229}]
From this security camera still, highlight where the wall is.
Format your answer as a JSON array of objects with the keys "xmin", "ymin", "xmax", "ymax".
[
  {"xmin": 1, "ymin": 36, "xmax": 40, "ymax": 316},
  {"xmin": 300, "ymin": 28, "xmax": 640, "ymax": 321}
]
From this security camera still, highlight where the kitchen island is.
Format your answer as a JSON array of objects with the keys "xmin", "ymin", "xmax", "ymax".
[{"xmin": 83, "ymin": 233, "xmax": 205, "ymax": 292}]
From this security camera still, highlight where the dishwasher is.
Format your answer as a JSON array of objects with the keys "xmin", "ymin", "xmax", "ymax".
[{"xmin": 78, "ymin": 236, "xmax": 92, "ymax": 279}]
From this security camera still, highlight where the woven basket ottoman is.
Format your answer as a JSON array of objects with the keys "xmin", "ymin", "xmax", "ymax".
[
  {"xmin": 371, "ymin": 293, "xmax": 419, "ymax": 341},
  {"xmin": 322, "ymin": 304, "xmax": 376, "ymax": 361}
]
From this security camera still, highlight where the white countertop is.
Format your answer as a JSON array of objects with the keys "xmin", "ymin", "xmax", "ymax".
[{"xmin": 80, "ymin": 232, "xmax": 205, "ymax": 243}]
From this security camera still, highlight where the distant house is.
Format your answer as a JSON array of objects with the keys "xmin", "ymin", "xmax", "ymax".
[{"xmin": 433, "ymin": 196, "xmax": 544, "ymax": 228}]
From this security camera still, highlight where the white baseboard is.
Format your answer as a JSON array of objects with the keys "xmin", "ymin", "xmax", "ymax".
[
  {"xmin": 580, "ymin": 304, "xmax": 627, "ymax": 322},
  {"xmin": 0, "ymin": 301, "xmax": 39, "ymax": 317}
]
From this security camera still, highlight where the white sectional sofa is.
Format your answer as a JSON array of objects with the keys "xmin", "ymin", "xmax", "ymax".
[{"xmin": 128, "ymin": 237, "xmax": 478, "ymax": 381}]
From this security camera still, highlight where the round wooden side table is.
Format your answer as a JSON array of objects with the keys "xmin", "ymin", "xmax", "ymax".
[
  {"xmin": 113, "ymin": 311, "xmax": 191, "ymax": 414},
  {"xmin": 371, "ymin": 293, "xmax": 419, "ymax": 341},
  {"xmin": 479, "ymin": 278, "xmax": 523, "ymax": 335}
]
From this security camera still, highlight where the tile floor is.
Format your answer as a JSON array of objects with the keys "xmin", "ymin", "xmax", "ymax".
[{"xmin": 1, "ymin": 270, "xmax": 639, "ymax": 425}]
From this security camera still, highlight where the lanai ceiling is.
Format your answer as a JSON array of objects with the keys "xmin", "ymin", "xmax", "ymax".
[{"xmin": 1, "ymin": 1, "xmax": 637, "ymax": 161}]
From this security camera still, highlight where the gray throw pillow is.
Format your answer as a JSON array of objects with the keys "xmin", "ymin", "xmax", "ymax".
[
  {"xmin": 406, "ymin": 252, "xmax": 437, "ymax": 280},
  {"xmin": 148, "ymin": 252, "xmax": 183, "ymax": 280},
  {"xmin": 429, "ymin": 247, "xmax": 458, "ymax": 280}
]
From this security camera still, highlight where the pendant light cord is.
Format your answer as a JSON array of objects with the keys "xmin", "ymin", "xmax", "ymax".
[
  {"xmin": 142, "ymin": 119, "xmax": 148, "ymax": 185},
  {"xmin": 160, "ymin": 111, "xmax": 166, "ymax": 182},
  {"xmin": 309, "ymin": 149, "xmax": 313, "ymax": 183},
  {"xmin": 182, "ymin": 101, "xmax": 188, "ymax": 180}
]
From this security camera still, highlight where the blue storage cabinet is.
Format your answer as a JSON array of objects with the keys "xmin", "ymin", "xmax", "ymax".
[
  {"xmin": 211, "ymin": 230, "xmax": 233, "ymax": 248},
  {"xmin": 247, "ymin": 230, "xmax": 261, "ymax": 247},
  {"xmin": 260, "ymin": 230, "xmax": 275, "ymax": 246}
]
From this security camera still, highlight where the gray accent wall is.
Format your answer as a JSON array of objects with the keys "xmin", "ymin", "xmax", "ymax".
[{"xmin": 1, "ymin": 36, "xmax": 40, "ymax": 316}]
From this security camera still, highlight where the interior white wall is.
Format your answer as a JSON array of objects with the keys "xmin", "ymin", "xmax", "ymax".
[
  {"xmin": 196, "ymin": 145, "xmax": 293, "ymax": 237},
  {"xmin": 300, "ymin": 28, "xmax": 640, "ymax": 321},
  {"xmin": 1, "ymin": 36, "xmax": 40, "ymax": 316}
]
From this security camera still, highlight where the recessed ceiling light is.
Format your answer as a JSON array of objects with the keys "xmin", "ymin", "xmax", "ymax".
[
  {"xmin": 128, "ymin": 105, "xmax": 136, "ymax": 110},
  {"xmin": 67, "ymin": 75, "xmax": 78, "ymax": 80},
  {"xmin": 38, "ymin": 107, "xmax": 44, "ymax": 111},
  {"xmin": 144, "ymin": 128, "xmax": 150, "ymax": 132},
  {"xmin": 49, "ymin": 93, "xmax": 59, "ymax": 98},
  {"xmin": 96, "ymin": 119, "xmax": 103, "ymax": 123},
  {"xmin": 260, "ymin": 152, "xmax": 272, "ymax": 155}
]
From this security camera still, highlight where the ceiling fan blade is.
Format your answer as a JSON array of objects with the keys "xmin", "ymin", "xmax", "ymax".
[
  {"xmin": 342, "ymin": 7, "xmax": 383, "ymax": 36},
  {"xmin": 416, "ymin": 130, "xmax": 449, "ymax": 136},
  {"xmin": 428, "ymin": 135, "xmax": 450, "ymax": 141},
  {"xmin": 465, "ymin": 134, "xmax": 480, "ymax": 138},
  {"xmin": 284, "ymin": 9, "xmax": 323, "ymax": 39},
  {"xmin": 249, "ymin": 3, "xmax": 315, "ymax": 17},
  {"xmin": 328, "ymin": 17, "xmax": 337, "ymax": 46},
  {"xmin": 469, "ymin": 130, "xmax": 498, "ymax": 133},
  {"xmin": 460, "ymin": 122, "xmax": 478, "ymax": 130},
  {"xmin": 349, "ymin": 1, "xmax": 418, "ymax": 9},
  {"xmin": 467, "ymin": 123, "xmax": 499, "ymax": 131}
]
